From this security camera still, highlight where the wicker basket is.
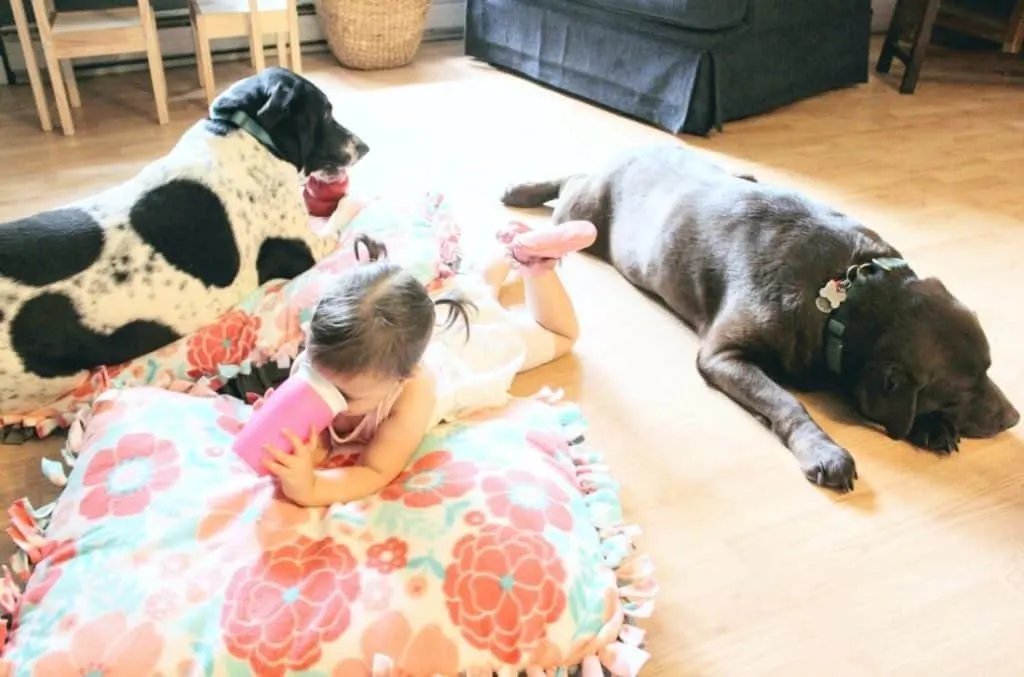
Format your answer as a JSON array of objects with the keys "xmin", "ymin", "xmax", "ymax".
[{"xmin": 316, "ymin": 0, "xmax": 431, "ymax": 70}]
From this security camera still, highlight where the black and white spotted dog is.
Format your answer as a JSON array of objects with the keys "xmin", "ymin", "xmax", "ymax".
[{"xmin": 0, "ymin": 66, "xmax": 368, "ymax": 423}]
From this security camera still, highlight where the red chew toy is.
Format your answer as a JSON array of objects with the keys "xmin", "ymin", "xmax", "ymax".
[{"xmin": 303, "ymin": 173, "xmax": 349, "ymax": 217}]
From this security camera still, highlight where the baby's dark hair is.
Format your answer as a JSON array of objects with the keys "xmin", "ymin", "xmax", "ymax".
[{"xmin": 306, "ymin": 234, "xmax": 474, "ymax": 379}]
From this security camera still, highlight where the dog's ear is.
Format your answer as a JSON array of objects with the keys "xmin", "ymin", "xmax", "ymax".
[
  {"xmin": 868, "ymin": 363, "xmax": 920, "ymax": 439},
  {"xmin": 255, "ymin": 80, "xmax": 299, "ymax": 131}
]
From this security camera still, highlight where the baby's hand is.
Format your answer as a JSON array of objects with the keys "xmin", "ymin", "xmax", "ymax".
[
  {"xmin": 263, "ymin": 424, "xmax": 325, "ymax": 506},
  {"xmin": 249, "ymin": 387, "xmax": 276, "ymax": 411}
]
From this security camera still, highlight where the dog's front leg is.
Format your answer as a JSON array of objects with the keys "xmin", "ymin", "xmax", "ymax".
[{"xmin": 697, "ymin": 335, "xmax": 858, "ymax": 492}]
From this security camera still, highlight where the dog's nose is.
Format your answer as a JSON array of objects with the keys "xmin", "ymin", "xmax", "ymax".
[
  {"xmin": 1002, "ymin": 405, "xmax": 1020, "ymax": 430},
  {"xmin": 355, "ymin": 140, "xmax": 369, "ymax": 158}
]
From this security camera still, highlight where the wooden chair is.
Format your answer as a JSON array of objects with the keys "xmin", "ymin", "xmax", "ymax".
[
  {"xmin": 189, "ymin": 0, "xmax": 302, "ymax": 105},
  {"xmin": 15, "ymin": 0, "xmax": 169, "ymax": 135},
  {"xmin": 877, "ymin": 0, "xmax": 1024, "ymax": 94}
]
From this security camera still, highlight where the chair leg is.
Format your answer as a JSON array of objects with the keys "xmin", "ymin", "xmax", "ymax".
[
  {"xmin": 196, "ymin": 22, "xmax": 217, "ymax": 104},
  {"xmin": 248, "ymin": 17, "xmax": 266, "ymax": 72},
  {"xmin": 143, "ymin": 32, "xmax": 169, "ymax": 123},
  {"xmin": 876, "ymin": 0, "xmax": 913, "ymax": 74},
  {"xmin": 42, "ymin": 46, "xmax": 74, "ymax": 135},
  {"xmin": 190, "ymin": 16, "xmax": 206, "ymax": 91},
  {"xmin": 287, "ymin": 6, "xmax": 301, "ymax": 73},
  {"xmin": 61, "ymin": 60, "xmax": 81, "ymax": 108},
  {"xmin": 8, "ymin": 0, "xmax": 52, "ymax": 131},
  {"xmin": 900, "ymin": 0, "xmax": 941, "ymax": 94},
  {"xmin": 277, "ymin": 31, "xmax": 288, "ymax": 68},
  {"xmin": 1003, "ymin": 0, "xmax": 1024, "ymax": 54}
]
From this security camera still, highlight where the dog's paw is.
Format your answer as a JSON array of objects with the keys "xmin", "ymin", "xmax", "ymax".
[
  {"xmin": 500, "ymin": 180, "xmax": 561, "ymax": 209},
  {"xmin": 798, "ymin": 442, "xmax": 858, "ymax": 493},
  {"xmin": 907, "ymin": 412, "xmax": 960, "ymax": 455}
]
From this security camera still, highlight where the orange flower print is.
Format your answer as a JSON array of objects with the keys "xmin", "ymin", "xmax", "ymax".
[
  {"xmin": 332, "ymin": 611, "xmax": 459, "ymax": 677},
  {"xmin": 405, "ymin": 575, "xmax": 428, "ymax": 599},
  {"xmin": 482, "ymin": 468, "xmax": 574, "ymax": 533},
  {"xmin": 197, "ymin": 487, "xmax": 311, "ymax": 552},
  {"xmin": 379, "ymin": 451, "xmax": 477, "ymax": 509},
  {"xmin": 78, "ymin": 433, "xmax": 181, "ymax": 520},
  {"xmin": 185, "ymin": 310, "xmax": 261, "ymax": 377},
  {"xmin": 22, "ymin": 539, "xmax": 76, "ymax": 607},
  {"xmin": 365, "ymin": 538, "xmax": 408, "ymax": 575},
  {"xmin": 176, "ymin": 658, "xmax": 196, "ymax": 677},
  {"xmin": 443, "ymin": 524, "xmax": 567, "ymax": 664},
  {"xmin": 464, "ymin": 510, "xmax": 486, "ymax": 526},
  {"xmin": 221, "ymin": 536, "xmax": 361, "ymax": 677},
  {"xmin": 57, "ymin": 613, "xmax": 79, "ymax": 634},
  {"xmin": 32, "ymin": 612, "xmax": 164, "ymax": 676},
  {"xmin": 186, "ymin": 579, "xmax": 215, "ymax": 606}
]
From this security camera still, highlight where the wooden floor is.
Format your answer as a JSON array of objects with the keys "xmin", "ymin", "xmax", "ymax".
[{"xmin": 2, "ymin": 42, "xmax": 1024, "ymax": 676}]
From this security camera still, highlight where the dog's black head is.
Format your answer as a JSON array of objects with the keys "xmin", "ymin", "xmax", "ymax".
[
  {"xmin": 208, "ymin": 66, "xmax": 369, "ymax": 177},
  {"xmin": 843, "ymin": 269, "xmax": 1019, "ymax": 442}
]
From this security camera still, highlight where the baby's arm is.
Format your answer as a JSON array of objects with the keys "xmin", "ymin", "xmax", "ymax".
[{"xmin": 305, "ymin": 369, "xmax": 436, "ymax": 506}]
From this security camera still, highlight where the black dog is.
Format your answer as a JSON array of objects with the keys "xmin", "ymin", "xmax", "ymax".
[
  {"xmin": 503, "ymin": 144, "xmax": 1019, "ymax": 492},
  {"xmin": 0, "ymin": 67, "xmax": 368, "ymax": 419}
]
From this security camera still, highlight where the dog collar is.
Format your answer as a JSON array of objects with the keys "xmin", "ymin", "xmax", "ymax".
[
  {"xmin": 819, "ymin": 257, "xmax": 909, "ymax": 376},
  {"xmin": 208, "ymin": 109, "xmax": 281, "ymax": 156}
]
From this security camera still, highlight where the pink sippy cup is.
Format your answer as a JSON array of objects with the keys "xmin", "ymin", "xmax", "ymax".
[{"xmin": 231, "ymin": 358, "xmax": 347, "ymax": 475}]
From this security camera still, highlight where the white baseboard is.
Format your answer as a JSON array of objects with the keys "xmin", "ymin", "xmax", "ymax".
[{"xmin": 0, "ymin": 0, "xmax": 466, "ymax": 84}]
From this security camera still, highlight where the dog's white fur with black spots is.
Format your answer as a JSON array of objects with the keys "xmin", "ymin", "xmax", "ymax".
[{"xmin": 0, "ymin": 67, "xmax": 368, "ymax": 425}]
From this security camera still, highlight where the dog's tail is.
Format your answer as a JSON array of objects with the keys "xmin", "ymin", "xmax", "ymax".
[{"xmin": 501, "ymin": 176, "xmax": 574, "ymax": 209}]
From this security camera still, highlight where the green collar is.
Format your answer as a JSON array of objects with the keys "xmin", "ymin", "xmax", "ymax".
[
  {"xmin": 209, "ymin": 109, "xmax": 281, "ymax": 157},
  {"xmin": 819, "ymin": 257, "xmax": 909, "ymax": 376}
]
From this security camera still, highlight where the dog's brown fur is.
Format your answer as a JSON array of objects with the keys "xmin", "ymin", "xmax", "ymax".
[{"xmin": 503, "ymin": 144, "xmax": 1019, "ymax": 492}]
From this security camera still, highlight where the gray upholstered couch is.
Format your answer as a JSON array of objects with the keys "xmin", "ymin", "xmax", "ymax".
[{"xmin": 464, "ymin": 0, "xmax": 874, "ymax": 135}]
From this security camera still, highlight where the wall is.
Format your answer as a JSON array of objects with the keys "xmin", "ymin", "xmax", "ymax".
[
  {"xmin": 872, "ymin": 0, "xmax": 896, "ymax": 33},
  {"xmin": 0, "ymin": 0, "xmax": 466, "ymax": 84}
]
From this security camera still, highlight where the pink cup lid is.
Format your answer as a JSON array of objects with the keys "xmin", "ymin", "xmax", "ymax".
[{"xmin": 295, "ymin": 358, "xmax": 348, "ymax": 415}]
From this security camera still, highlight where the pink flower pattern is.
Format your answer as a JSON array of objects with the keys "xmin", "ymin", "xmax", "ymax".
[{"xmin": 79, "ymin": 433, "xmax": 181, "ymax": 520}]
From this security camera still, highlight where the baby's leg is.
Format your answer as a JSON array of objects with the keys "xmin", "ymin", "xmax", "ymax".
[
  {"xmin": 480, "ymin": 254, "xmax": 513, "ymax": 298},
  {"xmin": 496, "ymin": 220, "xmax": 598, "ymax": 367}
]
